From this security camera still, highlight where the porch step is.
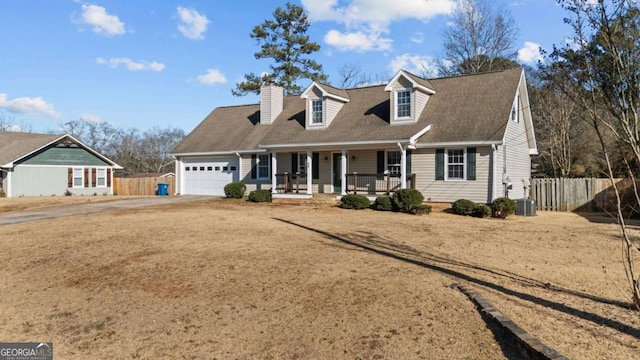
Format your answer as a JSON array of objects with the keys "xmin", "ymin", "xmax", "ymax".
[{"xmin": 306, "ymin": 193, "xmax": 340, "ymax": 207}]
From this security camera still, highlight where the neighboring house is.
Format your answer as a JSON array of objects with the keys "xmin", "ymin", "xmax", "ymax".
[
  {"xmin": 0, "ymin": 132, "xmax": 122, "ymax": 197},
  {"xmin": 172, "ymin": 68, "xmax": 537, "ymax": 203}
]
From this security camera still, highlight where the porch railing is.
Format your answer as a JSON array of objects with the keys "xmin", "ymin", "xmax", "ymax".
[
  {"xmin": 346, "ymin": 173, "xmax": 416, "ymax": 195},
  {"xmin": 275, "ymin": 173, "xmax": 308, "ymax": 193}
]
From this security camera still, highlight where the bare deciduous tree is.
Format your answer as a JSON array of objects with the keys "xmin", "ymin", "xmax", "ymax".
[
  {"xmin": 548, "ymin": 0, "xmax": 640, "ymax": 308},
  {"xmin": 439, "ymin": 0, "xmax": 519, "ymax": 75}
]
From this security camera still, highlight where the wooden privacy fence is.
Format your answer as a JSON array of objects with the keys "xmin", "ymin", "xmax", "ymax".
[
  {"xmin": 530, "ymin": 178, "xmax": 623, "ymax": 212},
  {"xmin": 113, "ymin": 177, "xmax": 175, "ymax": 196}
]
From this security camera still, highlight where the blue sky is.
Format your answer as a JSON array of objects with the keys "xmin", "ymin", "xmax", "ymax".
[{"xmin": 0, "ymin": 0, "xmax": 573, "ymax": 134}]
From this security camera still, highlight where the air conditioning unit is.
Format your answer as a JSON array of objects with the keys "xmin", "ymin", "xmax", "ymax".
[{"xmin": 516, "ymin": 198, "xmax": 536, "ymax": 216}]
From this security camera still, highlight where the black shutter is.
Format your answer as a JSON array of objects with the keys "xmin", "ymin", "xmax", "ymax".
[
  {"xmin": 312, "ymin": 152, "xmax": 319, "ymax": 179},
  {"xmin": 436, "ymin": 149, "xmax": 444, "ymax": 180},
  {"xmin": 467, "ymin": 147, "xmax": 476, "ymax": 181},
  {"xmin": 251, "ymin": 154, "xmax": 257, "ymax": 179},
  {"xmin": 377, "ymin": 151, "xmax": 385, "ymax": 174},
  {"xmin": 291, "ymin": 153, "xmax": 298, "ymax": 174},
  {"xmin": 268, "ymin": 154, "xmax": 272, "ymax": 179},
  {"xmin": 406, "ymin": 150, "xmax": 412, "ymax": 174}
]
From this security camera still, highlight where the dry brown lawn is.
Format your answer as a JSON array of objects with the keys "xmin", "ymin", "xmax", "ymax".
[{"xmin": 1, "ymin": 197, "xmax": 639, "ymax": 359}]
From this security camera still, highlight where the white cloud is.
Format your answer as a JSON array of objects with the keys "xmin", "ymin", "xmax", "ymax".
[
  {"xmin": 410, "ymin": 31, "xmax": 424, "ymax": 44},
  {"xmin": 0, "ymin": 93, "xmax": 62, "ymax": 119},
  {"xmin": 303, "ymin": 0, "xmax": 455, "ymax": 52},
  {"xmin": 303, "ymin": 0, "xmax": 455, "ymax": 24},
  {"xmin": 389, "ymin": 53, "xmax": 438, "ymax": 78},
  {"xmin": 77, "ymin": 4, "xmax": 125, "ymax": 37},
  {"xmin": 196, "ymin": 69, "xmax": 227, "ymax": 85},
  {"xmin": 79, "ymin": 113, "xmax": 102, "ymax": 124},
  {"xmin": 177, "ymin": 6, "xmax": 209, "ymax": 40},
  {"xmin": 517, "ymin": 41, "xmax": 543, "ymax": 64},
  {"xmin": 96, "ymin": 57, "xmax": 165, "ymax": 72},
  {"xmin": 324, "ymin": 29, "xmax": 392, "ymax": 52}
]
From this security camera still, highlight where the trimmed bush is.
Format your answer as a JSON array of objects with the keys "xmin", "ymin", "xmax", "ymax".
[
  {"xmin": 452, "ymin": 199, "xmax": 477, "ymax": 216},
  {"xmin": 224, "ymin": 182, "xmax": 246, "ymax": 199},
  {"xmin": 373, "ymin": 196, "xmax": 393, "ymax": 211},
  {"xmin": 340, "ymin": 194, "xmax": 371, "ymax": 209},
  {"xmin": 392, "ymin": 188, "xmax": 424, "ymax": 213},
  {"xmin": 491, "ymin": 197, "xmax": 516, "ymax": 219},
  {"xmin": 472, "ymin": 204, "xmax": 491, "ymax": 218},
  {"xmin": 248, "ymin": 189, "xmax": 271, "ymax": 202},
  {"xmin": 411, "ymin": 204, "xmax": 432, "ymax": 215}
]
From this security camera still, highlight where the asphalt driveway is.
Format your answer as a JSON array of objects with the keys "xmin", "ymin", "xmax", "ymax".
[{"xmin": 0, "ymin": 196, "xmax": 216, "ymax": 226}]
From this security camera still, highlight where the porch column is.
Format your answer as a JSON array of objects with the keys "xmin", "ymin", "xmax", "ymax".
[
  {"xmin": 341, "ymin": 150, "xmax": 347, "ymax": 195},
  {"xmin": 400, "ymin": 145, "xmax": 407, "ymax": 189},
  {"xmin": 306, "ymin": 151, "xmax": 312, "ymax": 195},
  {"xmin": 271, "ymin": 152, "xmax": 277, "ymax": 193}
]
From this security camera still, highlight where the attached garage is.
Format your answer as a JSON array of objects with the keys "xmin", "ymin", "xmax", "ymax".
[{"xmin": 181, "ymin": 157, "xmax": 239, "ymax": 195}]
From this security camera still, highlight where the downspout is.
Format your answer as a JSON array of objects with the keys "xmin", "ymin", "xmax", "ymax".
[
  {"xmin": 235, "ymin": 152, "xmax": 242, "ymax": 185},
  {"xmin": 397, "ymin": 143, "xmax": 407, "ymax": 189}
]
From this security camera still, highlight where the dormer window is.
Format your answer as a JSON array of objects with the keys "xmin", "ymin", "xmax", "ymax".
[
  {"xmin": 396, "ymin": 90, "xmax": 411, "ymax": 118},
  {"xmin": 312, "ymin": 99, "xmax": 323, "ymax": 125}
]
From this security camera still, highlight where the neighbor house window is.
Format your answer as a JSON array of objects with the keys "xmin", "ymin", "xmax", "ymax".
[
  {"xmin": 96, "ymin": 168, "xmax": 106, "ymax": 187},
  {"xmin": 311, "ymin": 99, "xmax": 323, "ymax": 124},
  {"xmin": 396, "ymin": 90, "xmax": 411, "ymax": 118},
  {"xmin": 257, "ymin": 154, "xmax": 270, "ymax": 179},
  {"xmin": 73, "ymin": 168, "xmax": 83, "ymax": 188},
  {"xmin": 386, "ymin": 151, "xmax": 401, "ymax": 175},
  {"xmin": 446, "ymin": 149, "xmax": 465, "ymax": 180}
]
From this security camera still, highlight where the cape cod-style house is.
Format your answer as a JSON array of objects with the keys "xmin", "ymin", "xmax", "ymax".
[{"xmin": 171, "ymin": 68, "xmax": 537, "ymax": 203}]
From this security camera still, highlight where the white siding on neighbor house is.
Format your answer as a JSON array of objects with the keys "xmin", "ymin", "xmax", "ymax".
[
  {"xmin": 494, "ymin": 145, "xmax": 506, "ymax": 199},
  {"xmin": 413, "ymin": 147, "xmax": 494, "ymax": 204},
  {"xmin": 503, "ymin": 92, "xmax": 532, "ymax": 200}
]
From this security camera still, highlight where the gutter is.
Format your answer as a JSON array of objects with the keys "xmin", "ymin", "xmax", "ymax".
[
  {"xmin": 260, "ymin": 139, "xmax": 413, "ymax": 150},
  {"xmin": 171, "ymin": 149, "xmax": 267, "ymax": 157}
]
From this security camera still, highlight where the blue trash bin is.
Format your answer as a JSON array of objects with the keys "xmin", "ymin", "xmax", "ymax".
[{"xmin": 157, "ymin": 183, "xmax": 169, "ymax": 196}]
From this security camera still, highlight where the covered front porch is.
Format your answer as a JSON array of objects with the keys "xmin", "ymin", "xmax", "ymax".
[{"xmin": 267, "ymin": 146, "xmax": 416, "ymax": 199}]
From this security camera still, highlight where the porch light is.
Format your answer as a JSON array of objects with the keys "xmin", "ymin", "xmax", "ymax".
[
  {"xmin": 324, "ymin": 156, "xmax": 328, "ymax": 161},
  {"xmin": 351, "ymin": 155, "xmax": 356, "ymax": 161}
]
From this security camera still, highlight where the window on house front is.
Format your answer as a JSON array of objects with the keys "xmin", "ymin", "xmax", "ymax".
[
  {"xmin": 96, "ymin": 168, "xmax": 106, "ymax": 187},
  {"xmin": 447, "ymin": 149, "xmax": 465, "ymax": 180},
  {"xmin": 73, "ymin": 168, "xmax": 83, "ymax": 187},
  {"xmin": 396, "ymin": 90, "xmax": 411, "ymax": 118},
  {"xmin": 312, "ymin": 99, "xmax": 323, "ymax": 124},
  {"xmin": 298, "ymin": 152, "xmax": 307, "ymax": 174},
  {"xmin": 257, "ymin": 154, "xmax": 270, "ymax": 179},
  {"xmin": 386, "ymin": 151, "xmax": 401, "ymax": 175}
]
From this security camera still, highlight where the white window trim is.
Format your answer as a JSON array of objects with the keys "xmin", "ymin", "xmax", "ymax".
[
  {"xmin": 385, "ymin": 150, "xmax": 402, "ymax": 176},
  {"xmin": 96, "ymin": 167, "xmax": 107, "ymax": 188},
  {"xmin": 445, "ymin": 148, "xmax": 467, "ymax": 181},
  {"xmin": 257, "ymin": 154, "xmax": 270, "ymax": 180},
  {"xmin": 72, "ymin": 167, "xmax": 84, "ymax": 188},
  {"xmin": 310, "ymin": 98, "xmax": 324, "ymax": 126},
  {"xmin": 394, "ymin": 89, "xmax": 412, "ymax": 120}
]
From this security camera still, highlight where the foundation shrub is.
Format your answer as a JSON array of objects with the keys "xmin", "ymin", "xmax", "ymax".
[
  {"xmin": 248, "ymin": 189, "xmax": 271, "ymax": 202},
  {"xmin": 224, "ymin": 182, "xmax": 246, "ymax": 199},
  {"xmin": 340, "ymin": 194, "xmax": 371, "ymax": 209}
]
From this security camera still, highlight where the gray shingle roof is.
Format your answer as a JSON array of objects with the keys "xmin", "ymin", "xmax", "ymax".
[
  {"xmin": 172, "ymin": 68, "xmax": 523, "ymax": 154},
  {"xmin": 0, "ymin": 132, "xmax": 62, "ymax": 166}
]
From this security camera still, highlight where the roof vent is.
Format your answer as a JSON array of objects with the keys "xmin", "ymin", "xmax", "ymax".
[{"xmin": 260, "ymin": 84, "xmax": 283, "ymax": 125}]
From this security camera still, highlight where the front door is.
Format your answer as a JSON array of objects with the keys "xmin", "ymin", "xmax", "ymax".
[{"xmin": 332, "ymin": 153, "xmax": 342, "ymax": 193}]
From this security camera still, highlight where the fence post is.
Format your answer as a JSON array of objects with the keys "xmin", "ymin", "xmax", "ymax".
[
  {"xmin": 353, "ymin": 172, "xmax": 358, "ymax": 194},
  {"xmin": 295, "ymin": 172, "xmax": 300, "ymax": 194},
  {"xmin": 386, "ymin": 173, "xmax": 391, "ymax": 195},
  {"xmin": 284, "ymin": 172, "xmax": 289, "ymax": 193}
]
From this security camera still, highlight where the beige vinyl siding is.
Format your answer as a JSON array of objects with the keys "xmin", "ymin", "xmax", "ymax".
[
  {"xmin": 414, "ymin": 91, "xmax": 429, "ymax": 119},
  {"xmin": 503, "ymin": 102, "xmax": 531, "ymax": 199},
  {"xmin": 413, "ymin": 147, "xmax": 493, "ymax": 204},
  {"xmin": 240, "ymin": 154, "xmax": 272, "ymax": 192},
  {"xmin": 325, "ymin": 98, "xmax": 344, "ymax": 127},
  {"xmin": 494, "ymin": 145, "xmax": 506, "ymax": 199}
]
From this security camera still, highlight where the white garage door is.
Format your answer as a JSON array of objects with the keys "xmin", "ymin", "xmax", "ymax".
[{"xmin": 182, "ymin": 158, "xmax": 239, "ymax": 195}]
